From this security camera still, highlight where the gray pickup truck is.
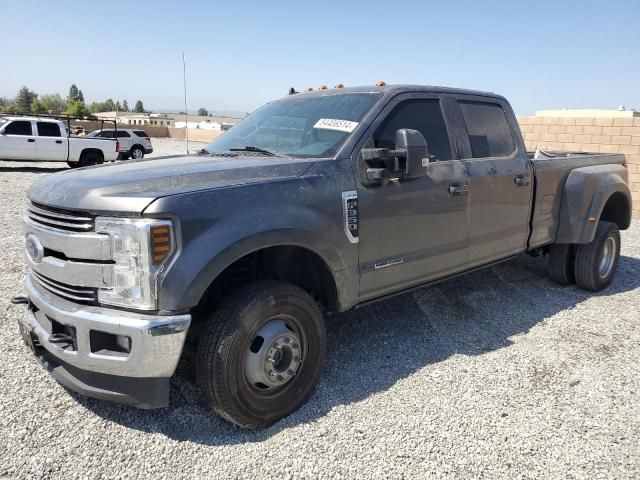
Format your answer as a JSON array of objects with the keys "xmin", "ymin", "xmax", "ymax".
[{"xmin": 16, "ymin": 85, "xmax": 632, "ymax": 429}]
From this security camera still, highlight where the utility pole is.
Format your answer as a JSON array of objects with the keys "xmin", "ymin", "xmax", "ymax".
[{"xmin": 183, "ymin": 52, "xmax": 189, "ymax": 155}]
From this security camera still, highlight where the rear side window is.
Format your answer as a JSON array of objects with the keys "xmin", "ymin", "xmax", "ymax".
[
  {"xmin": 459, "ymin": 101, "xmax": 515, "ymax": 158},
  {"xmin": 100, "ymin": 130, "xmax": 114, "ymax": 138},
  {"xmin": 134, "ymin": 131, "xmax": 149, "ymax": 137},
  {"xmin": 116, "ymin": 131, "xmax": 131, "ymax": 138},
  {"xmin": 4, "ymin": 121, "xmax": 32, "ymax": 136},
  {"xmin": 374, "ymin": 99, "xmax": 452, "ymax": 162},
  {"xmin": 37, "ymin": 122, "xmax": 61, "ymax": 137}
]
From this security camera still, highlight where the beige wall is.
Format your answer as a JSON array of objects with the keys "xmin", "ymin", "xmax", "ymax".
[
  {"xmin": 517, "ymin": 116, "xmax": 640, "ymax": 218},
  {"xmin": 167, "ymin": 128, "xmax": 223, "ymax": 142}
]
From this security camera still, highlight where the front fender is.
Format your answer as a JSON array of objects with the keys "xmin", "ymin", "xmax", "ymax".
[
  {"xmin": 147, "ymin": 185, "xmax": 358, "ymax": 312},
  {"xmin": 555, "ymin": 164, "xmax": 631, "ymax": 244}
]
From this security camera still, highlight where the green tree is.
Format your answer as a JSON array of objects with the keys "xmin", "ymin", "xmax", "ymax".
[
  {"xmin": 122, "ymin": 100, "xmax": 129, "ymax": 112},
  {"xmin": 39, "ymin": 94, "xmax": 67, "ymax": 113},
  {"xmin": 66, "ymin": 100, "xmax": 93, "ymax": 118},
  {"xmin": 15, "ymin": 86, "xmax": 38, "ymax": 112},
  {"xmin": 78, "ymin": 90, "xmax": 84, "ymax": 102},
  {"xmin": 197, "ymin": 107, "xmax": 209, "ymax": 116},
  {"xmin": 89, "ymin": 102, "xmax": 107, "ymax": 113},
  {"xmin": 133, "ymin": 100, "xmax": 145, "ymax": 113},
  {"xmin": 68, "ymin": 84, "xmax": 80, "ymax": 101},
  {"xmin": 115, "ymin": 101, "xmax": 121, "ymax": 112},
  {"xmin": 104, "ymin": 98, "xmax": 115, "ymax": 111},
  {"xmin": 0, "ymin": 97, "xmax": 12, "ymax": 111},
  {"xmin": 31, "ymin": 99, "xmax": 47, "ymax": 114}
]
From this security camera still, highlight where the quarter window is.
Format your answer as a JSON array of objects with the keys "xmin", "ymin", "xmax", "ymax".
[
  {"xmin": 37, "ymin": 122, "xmax": 61, "ymax": 137},
  {"xmin": 374, "ymin": 99, "xmax": 452, "ymax": 162},
  {"xmin": 115, "ymin": 131, "xmax": 131, "ymax": 138},
  {"xmin": 4, "ymin": 121, "xmax": 33, "ymax": 136},
  {"xmin": 459, "ymin": 101, "xmax": 515, "ymax": 158}
]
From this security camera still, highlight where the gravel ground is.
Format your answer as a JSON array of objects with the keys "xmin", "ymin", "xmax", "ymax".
[{"xmin": 1, "ymin": 141, "xmax": 639, "ymax": 478}]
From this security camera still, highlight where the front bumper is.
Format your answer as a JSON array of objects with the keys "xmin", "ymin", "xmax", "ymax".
[{"xmin": 19, "ymin": 275, "xmax": 191, "ymax": 408}]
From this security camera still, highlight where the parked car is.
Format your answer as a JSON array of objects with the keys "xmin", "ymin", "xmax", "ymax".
[
  {"xmin": 87, "ymin": 129, "xmax": 153, "ymax": 159},
  {"xmin": 0, "ymin": 116, "xmax": 119, "ymax": 167},
  {"xmin": 16, "ymin": 84, "xmax": 632, "ymax": 429}
]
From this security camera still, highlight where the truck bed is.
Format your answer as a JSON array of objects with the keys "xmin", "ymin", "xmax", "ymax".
[{"xmin": 528, "ymin": 151, "xmax": 626, "ymax": 248}]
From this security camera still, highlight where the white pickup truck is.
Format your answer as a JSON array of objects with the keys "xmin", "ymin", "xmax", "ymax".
[{"xmin": 0, "ymin": 116, "xmax": 119, "ymax": 167}]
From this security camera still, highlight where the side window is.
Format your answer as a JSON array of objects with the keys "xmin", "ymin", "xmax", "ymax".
[
  {"xmin": 374, "ymin": 99, "xmax": 452, "ymax": 162},
  {"xmin": 101, "ymin": 131, "xmax": 114, "ymax": 138},
  {"xmin": 458, "ymin": 101, "xmax": 515, "ymax": 158},
  {"xmin": 4, "ymin": 121, "xmax": 33, "ymax": 136},
  {"xmin": 116, "ymin": 131, "xmax": 131, "ymax": 138},
  {"xmin": 37, "ymin": 122, "xmax": 61, "ymax": 137}
]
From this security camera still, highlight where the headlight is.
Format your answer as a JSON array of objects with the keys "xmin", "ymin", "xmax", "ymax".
[{"xmin": 95, "ymin": 217, "xmax": 174, "ymax": 310}]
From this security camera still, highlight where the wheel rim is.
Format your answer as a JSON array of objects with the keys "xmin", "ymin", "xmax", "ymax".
[
  {"xmin": 133, "ymin": 149, "xmax": 143, "ymax": 159},
  {"xmin": 599, "ymin": 236, "xmax": 616, "ymax": 278},
  {"xmin": 244, "ymin": 319, "xmax": 303, "ymax": 391}
]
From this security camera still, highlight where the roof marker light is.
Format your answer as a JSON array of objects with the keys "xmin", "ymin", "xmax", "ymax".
[
  {"xmin": 335, "ymin": 83, "xmax": 344, "ymax": 88},
  {"xmin": 319, "ymin": 85, "xmax": 328, "ymax": 90},
  {"xmin": 306, "ymin": 87, "xmax": 314, "ymax": 92},
  {"xmin": 376, "ymin": 81, "xmax": 387, "ymax": 87}
]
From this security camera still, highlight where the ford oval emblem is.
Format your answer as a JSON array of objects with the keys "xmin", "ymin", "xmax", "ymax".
[{"xmin": 25, "ymin": 234, "xmax": 44, "ymax": 264}]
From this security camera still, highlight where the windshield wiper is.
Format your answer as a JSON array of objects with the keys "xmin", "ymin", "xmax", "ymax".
[{"xmin": 229, "ymin": 146, "xmax": 278, "ymax": 157}]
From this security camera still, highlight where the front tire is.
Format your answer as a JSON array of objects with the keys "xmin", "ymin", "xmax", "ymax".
[
  {"xmin": 574, "ymin": 221, "xmax": 620, "ymax": 291},
  {"xmin": 196, "ymin": 281, "xmax": 326, "ymax": 429}
]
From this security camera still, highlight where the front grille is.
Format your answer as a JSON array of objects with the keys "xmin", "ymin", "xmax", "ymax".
[
  {"xmin": 27, "ymin": 202, "xmax": 94, "ymax": 232},
  {"xmin": 31, "ymin": 271, "xmax": 97, "ymax": 304}
]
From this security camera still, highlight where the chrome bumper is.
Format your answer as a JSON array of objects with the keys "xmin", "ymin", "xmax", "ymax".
[{"xmin": 21, "ymin": 275, "xmax": 191, "ymax": 378}]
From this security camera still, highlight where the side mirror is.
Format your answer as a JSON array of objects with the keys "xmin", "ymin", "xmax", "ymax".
[
  {"xmin": 359, "ymin": 128, "xmax": 429, "ymax": 185},
  {"xmin": 395, "ymin": 128, "xmax": 429, "ymax": 179}
]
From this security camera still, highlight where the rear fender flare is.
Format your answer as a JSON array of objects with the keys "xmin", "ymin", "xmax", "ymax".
[{"xmin": 555, "ymin": 164, "xmax": 631, "ymax": 244}]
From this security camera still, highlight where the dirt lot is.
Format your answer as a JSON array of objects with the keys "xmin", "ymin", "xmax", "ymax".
[{"xmin": 1, "ymin": 141, "xmax": 639, "ymax": 478}]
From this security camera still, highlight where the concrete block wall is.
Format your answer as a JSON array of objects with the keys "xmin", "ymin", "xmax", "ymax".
[{"xmin": 517, "ymin": 116, "xmax": 640, "ymax": 218}]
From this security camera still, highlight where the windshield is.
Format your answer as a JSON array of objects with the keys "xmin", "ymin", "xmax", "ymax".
[{"xmin": 204, "ymin": 93, "xmax": 381, "ymax": 158}]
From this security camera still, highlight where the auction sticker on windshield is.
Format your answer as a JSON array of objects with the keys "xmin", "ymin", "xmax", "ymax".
[{"xmin": 313, "ymin": 119, "xmax": 359, "ymax": 133}]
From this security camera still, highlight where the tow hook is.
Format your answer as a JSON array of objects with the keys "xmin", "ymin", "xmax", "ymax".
[
  {"xmin": 11, "ymin": 296, "xmax": 29, "ymax": 305},
  {"xmin": 48, "ymin": 333, "xmax": 74, "ymax": 346}
]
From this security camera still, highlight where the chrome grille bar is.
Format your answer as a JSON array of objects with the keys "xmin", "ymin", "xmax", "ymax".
[
  {"xmin": 31, "ymin": 271, "xmax": 97, "ymax": 303},
  {"xmin": 27, "ymin": 203, "xmax": 94, "ymax": 232}
]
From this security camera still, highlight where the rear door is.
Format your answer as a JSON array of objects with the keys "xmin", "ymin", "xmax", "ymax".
[
  {"xmin": 36, "ymin": 121, "xmax": 67, "ymax": 161},
  {"xmin": 0, "ymin": 120, "xmax": 37, "ymax": 160},
  {"xmin": 115, "ymin": 130, "xmax": 132, "ymax": 151},
  {"xmin": 454, "ymin": 96, "xmax": 533, "ymax": 266},
  {"xmin": 354, "ymin": 93, "xmax": 470, "ymax": 301}
]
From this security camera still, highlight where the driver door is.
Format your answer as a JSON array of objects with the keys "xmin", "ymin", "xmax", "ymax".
[{"xmin": 354, "ymin": 94, "xmax": 470, "ymax": 301}]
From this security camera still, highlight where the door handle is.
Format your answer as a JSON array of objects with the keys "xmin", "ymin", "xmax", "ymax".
[
  {"xmin": 449, "ymin": 182, "xmax": 469, "ymax": 196},
  {"xmin": 28, "ymin": 139, "xmax": 35, "ymax": 143},
  {"xmin": 514, "ymin": 175, "xmax": 530, "ymax": 186},
  {"xmin": 55, "ymin": 140, "xmax": 63, "ymax": 144}
]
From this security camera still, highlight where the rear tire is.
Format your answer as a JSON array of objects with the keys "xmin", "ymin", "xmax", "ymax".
[
  {"xmin": 196, "ymin": 281, "xmax": 326, "ymax": 429},
  {"xmin": 78, "ymin": 151, "xmax": 104, "ymax": 168},
  {"xmin": 130, "ymin": 146, "xmax": 144, "ymax": 159},
  {"xmin": 548, "ymin": 243, "xmax": 576, "ymax": 285},
  {"xmin": 574, "ymin": 221, "xmax": 620, "ymax": 291}
]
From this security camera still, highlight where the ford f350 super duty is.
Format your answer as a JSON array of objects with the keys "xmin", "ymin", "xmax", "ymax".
[{"xmin": 15, "ymin": 85, "xmax": 632, "ymax": 429}]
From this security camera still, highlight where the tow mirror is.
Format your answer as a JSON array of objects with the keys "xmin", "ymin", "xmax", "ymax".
[
  {"xmin": 395, "ymin": 129, "xmax": 429, "ymax": 179},
  {"xmin": 360, "ymin": 128, "xmax": 429, "ymax": 184}
]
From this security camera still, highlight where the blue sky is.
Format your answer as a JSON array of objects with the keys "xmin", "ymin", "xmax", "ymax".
[{"xmin": 2, "ymin": 0, "xmax": 639, "ymax": 115}]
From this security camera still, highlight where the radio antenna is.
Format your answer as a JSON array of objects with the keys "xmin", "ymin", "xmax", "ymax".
[{"xmin": 183, "ymin": 52, "xmax": 189, "ymax": 154}]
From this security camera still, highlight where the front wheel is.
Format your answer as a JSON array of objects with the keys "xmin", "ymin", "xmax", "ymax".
[
  {"xmin": 196, "ymin": 281, "xmax": 326, "ymax": 429},
  {"xmin": 574, "ymin": 221, "xmax": 621, "ymax": 291}
]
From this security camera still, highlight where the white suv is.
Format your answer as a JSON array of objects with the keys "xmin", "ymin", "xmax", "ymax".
[{"xmin": 88, "ymin": 129, "xmax": 153, "ymax": 159}]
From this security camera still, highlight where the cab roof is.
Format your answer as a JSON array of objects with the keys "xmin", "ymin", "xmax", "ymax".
[{"xmin": 288, "ymin": 84, "xmax": 507, "ymax": 102}]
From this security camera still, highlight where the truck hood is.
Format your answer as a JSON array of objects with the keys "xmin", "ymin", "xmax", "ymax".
[{"xmin": 28, "ymin": 155, "xmax": 315, "ymax": 214}]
